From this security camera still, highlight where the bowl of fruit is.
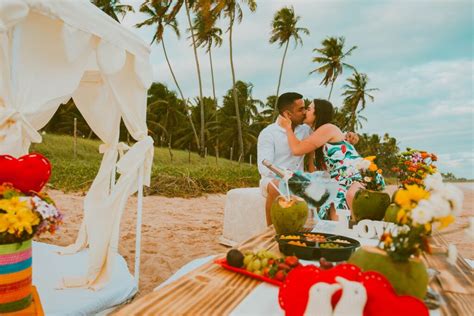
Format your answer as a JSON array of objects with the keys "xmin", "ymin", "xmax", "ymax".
[
  {"xmin": 215, "ymin": 249, "xmax": 301, "ymax": 286},
  {"xmin": 276, "ymin": 232, "xmax": 360, "ymax": 262}
]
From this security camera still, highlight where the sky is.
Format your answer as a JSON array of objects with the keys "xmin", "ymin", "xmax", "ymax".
[{"xmin": 120, "ymin": 0, "xmax": 474, "ymax": 179}]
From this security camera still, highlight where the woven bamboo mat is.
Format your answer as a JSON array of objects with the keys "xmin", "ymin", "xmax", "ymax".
[{"xmin": 115, "ymin": 227, "xmax": 473, "ymax": 315}]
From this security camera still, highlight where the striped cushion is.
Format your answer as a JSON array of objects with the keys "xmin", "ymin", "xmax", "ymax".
[{"xmin": 0, "ymin": 240, "xmax": 33, "ymax": 312}]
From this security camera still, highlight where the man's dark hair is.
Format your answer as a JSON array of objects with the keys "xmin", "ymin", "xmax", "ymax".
[{"xmin": 277, "ymin": 92, "xmax": 303, "ymax": 114}]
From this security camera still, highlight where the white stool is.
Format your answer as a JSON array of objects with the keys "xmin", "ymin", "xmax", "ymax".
[{"xmin": 220, "ymin": 188, "xmax": 267, "ymax": 246}]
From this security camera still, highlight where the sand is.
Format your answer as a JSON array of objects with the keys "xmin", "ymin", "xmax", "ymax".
[{"xmin": 37, "ymin": 184, "xmax": 473, "ymax": 299}]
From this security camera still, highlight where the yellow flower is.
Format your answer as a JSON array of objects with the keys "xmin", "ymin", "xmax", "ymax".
[
  {"xmin": 369, "ymin": 163, "xmax": 378, "ymax": 172},
  {"xmin": 364, "ymin": 156, "xmax": 376, "ymax": 162},
  {"xmin": 396, "ymin": 209, "xmax": 408, "ymax": 224},
  {"xmin": 424, "ymin": 223, "xmax": 431, "ymax": 232},
  {"xmin": 0, "ymin": 214, "xmax": 11, "ymax": 233},
  {"xmin": 395, "ymin": 190, "xmax": 412, "ymax": 209},
  {"xmin": 0, "ymin": 197, "xmax": 31, "ymax": 213},
  {"xmin": 0, "ymin": 197, "xmax": 38, "ymax": 236},
  {"xmin": 437, "ymin": 215, "xmax": 454, "ymax": 230},
  {"xmin": 405, "ymin": 185, "xmax": 430, "ymax": 202}
]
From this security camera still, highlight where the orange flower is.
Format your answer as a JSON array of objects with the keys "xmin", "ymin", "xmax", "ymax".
[{"xmin": 377, "ymin": 169, "xmax": 383, "ymax": 174}]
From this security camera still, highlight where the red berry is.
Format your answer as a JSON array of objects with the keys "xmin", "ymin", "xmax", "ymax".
[
  {"xmin": 274, "ymin": 270, "xmax": 286, "ymax": 281},
  {"xmin": 278, "ymin": 263, "xmax": 291, "ymax": 271},
  {"xmin": 284, "ymin": 256, "xmax": 299, "ymax": 267}
]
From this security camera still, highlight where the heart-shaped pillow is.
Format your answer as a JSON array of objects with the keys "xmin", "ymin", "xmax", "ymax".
[
  {"xmin": 0, "ymin": 153, "xmax": 51, "ymax": 193},
  {"xmin": 279, "ymin": 263, "xmax": 428, "ymax": 316}
]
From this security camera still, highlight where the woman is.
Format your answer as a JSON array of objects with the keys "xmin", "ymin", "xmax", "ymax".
[{"xmin": 279, "ymin": 99, "xmax": 378, "ymax": 220}]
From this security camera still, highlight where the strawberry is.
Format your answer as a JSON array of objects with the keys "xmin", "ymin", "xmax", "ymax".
[
  {"xmin": 284, "ymin": 256, "xmax": 299, "ymax": 267},
  {"xmin": 262, "ymin": 267, "xmax": 270, "ymax": 277},
  {"xmin": 278, "ymin": 263, "xmax": 291, "ymax": 271},
  {"xmin": 274, "ymin": 270, "xmax": 286, "ymax": 281}
]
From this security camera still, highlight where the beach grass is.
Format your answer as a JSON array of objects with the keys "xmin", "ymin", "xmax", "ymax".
[{"xmin": 31, "ymin": 134, "xmax": 260, "ymax": 197}]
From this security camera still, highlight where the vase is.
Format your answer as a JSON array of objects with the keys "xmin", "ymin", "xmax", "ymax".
[
  {"xmin": 0, "ymin": 239, "xmax": 33, "ymax": 313},
  {"xmin": 271, "ymin": 195, "xmax": 308, "ymax": 234},
  {"xmin": 348, "ymin": 246, "xmax": 428, "ymax": 299},
  {"xmin": 352, "ymin": 189, "xmax": 391, "ymax": 222}
]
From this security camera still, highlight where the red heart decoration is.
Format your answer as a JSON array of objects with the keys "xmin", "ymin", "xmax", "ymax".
[
  {"xmin": 279, "ymin": 263, "xmax": 428, "ymax": 316},
  {"xmin": 0, "ymin": 153, "xmax": 51, "ymax": 193}
]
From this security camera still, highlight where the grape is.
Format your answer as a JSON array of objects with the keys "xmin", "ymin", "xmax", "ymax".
[
  {"xmin": 261, "ymin": 258, "xmax": 269, "ymax": 268},
  {"xmin": 252, "ymin": 259, "xmax": 262, "ymax": 271},
  {"xmin": 243, "ymin": 255, "xmax": 253, "ymax": 267}
]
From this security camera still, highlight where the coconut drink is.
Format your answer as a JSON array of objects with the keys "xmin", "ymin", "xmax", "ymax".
[
  {"xmin": 352, "ymin": 189, "xmax": 391, "ymax": 221},
  {"xmin": 271, "ymin": 195, "xmax": 308, "ymax": 235},
  {"xmin": 348, "ymin": 246, "xmax": 428, "ymax": 299}
]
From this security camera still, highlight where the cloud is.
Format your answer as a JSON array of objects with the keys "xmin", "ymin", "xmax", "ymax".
[{"xmin": 119, "ymin": 0, "xmax": 473, "ymax": 178}]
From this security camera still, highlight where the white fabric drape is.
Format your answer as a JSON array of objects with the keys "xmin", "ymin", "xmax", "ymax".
[{"xmin": 0, "ymin": 0, "xmax": 154, "ymax": 290}]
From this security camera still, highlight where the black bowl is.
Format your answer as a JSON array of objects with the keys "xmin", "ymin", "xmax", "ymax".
[{"xmin": 315, "ymin": 241, "xmax": 357, "ymax": 262}]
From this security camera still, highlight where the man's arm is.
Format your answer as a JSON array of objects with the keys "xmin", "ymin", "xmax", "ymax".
[{"xmin": 257, "ymin": 130, "xmax": 275, "ymax": 178}]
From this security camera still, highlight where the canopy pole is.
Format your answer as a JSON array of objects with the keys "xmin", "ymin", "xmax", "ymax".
[{"xmin": 134, "ymin": 165, "xmax": 144, "ymax": 288}]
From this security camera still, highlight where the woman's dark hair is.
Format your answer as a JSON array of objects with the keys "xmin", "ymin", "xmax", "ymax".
[{"xmin": 313, "ymin": 99, "xmax": 334, "ymax": 170}]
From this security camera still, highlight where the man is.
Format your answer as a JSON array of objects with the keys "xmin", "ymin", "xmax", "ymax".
[{"xmin": 257, "ymin": 92, "xmax": 358, "ymax": 225}]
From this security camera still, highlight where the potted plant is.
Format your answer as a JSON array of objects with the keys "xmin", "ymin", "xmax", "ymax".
[
  {"xmin": 349, "ymin": 172, "xmax": 463, "ymax": 299},
  {"xmin": 0, "ymin": 182, "xmax": 62, "ymax": 313},
  {"xmin": 351, "ymin": 156, "xmax": 390, "ymax": 221}
]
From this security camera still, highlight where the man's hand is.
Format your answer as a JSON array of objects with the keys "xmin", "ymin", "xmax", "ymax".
[{"xmin": 345, "ymin": 132, "xmax": 359, "ymax": 145}]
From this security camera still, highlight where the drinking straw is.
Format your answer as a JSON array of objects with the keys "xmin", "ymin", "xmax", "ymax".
[
  {"xmin": 285, "ymin": 180, "xmax": 291, "ymax": 201},
  {"xmin": 268, "ymin": 181, "xmax": 289, "ymax": 202}
]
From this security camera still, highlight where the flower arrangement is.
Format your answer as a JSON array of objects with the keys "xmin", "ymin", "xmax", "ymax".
[
  {"xmin": 380, "ymin": 173, "xmax": 463, "ymax": 262},
  {"xmin": 392, "ymin": 148, "xmax": 437, "ymax": 187},
  {"xmin": 0, "ymin": 183, "xmax": 62, "ymax": 244},
  {"xmin": 355, "ymin": 156, "xmax": 386, "ymax": 191}
]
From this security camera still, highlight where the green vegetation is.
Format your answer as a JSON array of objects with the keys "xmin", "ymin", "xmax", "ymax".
[{"xmin": 31, "ymin": 134, "xmax": 260, "ymax": 197}]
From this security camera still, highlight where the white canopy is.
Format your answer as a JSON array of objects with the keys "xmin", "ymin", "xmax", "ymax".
[{"xmin": 0, "ymin": 0, "xmax": 154, "ymax": 289}]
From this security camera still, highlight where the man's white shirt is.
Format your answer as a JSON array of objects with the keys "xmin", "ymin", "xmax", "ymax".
[{"xmin": 257, "ymin": 122, "xmax": 312, "ymax": 182}]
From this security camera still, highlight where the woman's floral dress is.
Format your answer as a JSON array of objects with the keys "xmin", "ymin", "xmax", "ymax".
[{"xmin": 318, "ymin": 141, "xmax": 385, "ymax": 219}]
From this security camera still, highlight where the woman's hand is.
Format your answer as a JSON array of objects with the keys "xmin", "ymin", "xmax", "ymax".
[{"xmin": 277, "ymin": 114, "xmax": 292, "ymax": 131}]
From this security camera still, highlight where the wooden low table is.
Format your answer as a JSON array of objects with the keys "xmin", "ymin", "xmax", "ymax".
[{"xmin": 115, "ymin": 228, "xmax": 473, "ymax": 315}]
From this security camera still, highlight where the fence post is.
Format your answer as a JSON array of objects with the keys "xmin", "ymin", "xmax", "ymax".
[
  {"xmin": 230, "ymin": 147, "xmax": 233, "ymax": 161},
  {"xmin": 168, "ymin": 142, "xmax": 173, "ymax": 162},
  {"xmin": 249, "ymin": 154, "xmax": 252, "ymax": 165},
  {"xmin": 188, "ymin": 144, "xmax": 191, "ymax": 164},
  {"xmin": 73, "ymin": 117, "xmax": 77, "ymax": 159},
  {"xmin": 205, "ymin": 147, "xmax": 207, "ymax": 158}
]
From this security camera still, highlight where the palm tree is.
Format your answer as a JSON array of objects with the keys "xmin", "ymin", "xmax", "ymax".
[
  {"xmin": 270, "ymin": 6, "xmax": 309, "ymax": 117},
  {"xmin": 310, "ymin": 36, "xmax": 357, "ymax": 100},
  {"xmin": 218, "ymin": 0, "xmax": 257, "ymax": 162},
  {"xmin": 136, "ymin": 0, "xmax": 200, "ymax": 150},
  {"xmin": 341, "ymin": 72, "xmax": 378, "ymax": 132},
  {"xmin": 192, "ymin": 12, "xmax": 223, "ymax": 109},
  {"xmin": 183, "ymin": 0, "xmax": 207, "ymax": 157},
  {"xmin": 191, "ymin": 11, "xmax": 223, "ymax": 154},
  {"xmin": 91, "ymin": 0, "xmax": 134, "ymax": 22}
]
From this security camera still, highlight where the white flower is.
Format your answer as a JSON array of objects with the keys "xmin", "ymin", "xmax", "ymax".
[
  {"xmin": 411, "ymin": 200, "xmax": 434, "ymax": 225},
  {"xmin": 354, "ymin": 158, "xmax": 371, "ymax": 171},
  {"xmin": 447, "ymin": 244, "xmax": 458, "ymax": 266},
  {"xmin": 31, "ymin": 196, "xmax": 59, "ymax": 219},
  {"xmin": 442, "ymin": 184, "xmax": 464, "ymax": 215},
  {"xmin": 424, "ymin": 172, "xmax": 444, "ymax": 192},
  {"xmin": 425, "ymin": 194, "xmax": 452, "ymax": 218}
]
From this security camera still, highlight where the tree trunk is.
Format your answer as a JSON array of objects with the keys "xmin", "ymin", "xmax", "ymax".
[
  {"xmin": 209, "ymin": 47, "xmax": 220, "ymax": 161},
  {"xmin": 229, "ymin": 17, "xmax": 244, "ymax": 162},
  {"xmin": 185, "ymin": 0, "xmax": 206, "ymax": 157},
  {"xmin": 161, "ymin": 38, "xmax": 200, "ymax": 151},
  {"xmin": 273, "ymin": 40, "xmax": 290, "ymax": 119},
  {"xmin": 328, "ymin": 79, "xmax": 335, "ymax": 101}
]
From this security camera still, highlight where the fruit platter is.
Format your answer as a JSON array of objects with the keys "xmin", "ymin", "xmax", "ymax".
[
  {"xmin": 215, "ymin": 249, "xmax": 302, "ymax": 286},
  {"xmin": 276, "ymin": 232, "xmax": 360, "ymax": 261}
]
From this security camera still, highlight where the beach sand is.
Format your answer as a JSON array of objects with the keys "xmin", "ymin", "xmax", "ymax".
[{"xmin": 38, "ymin": 184, "xmax": 473, "ymax": 299}]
